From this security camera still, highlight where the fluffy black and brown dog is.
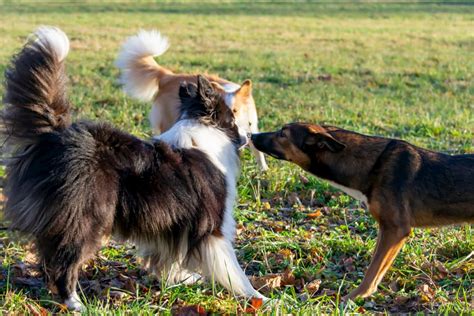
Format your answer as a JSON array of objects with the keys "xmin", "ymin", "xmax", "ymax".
[{"xmin": 1, "ymin": 27, "xmax": 266, "ymax": 311}]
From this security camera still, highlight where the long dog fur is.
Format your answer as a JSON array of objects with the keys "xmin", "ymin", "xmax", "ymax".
[{"xmin": 2, "ymin": 27, "xmax": 265, "ymax": 311}]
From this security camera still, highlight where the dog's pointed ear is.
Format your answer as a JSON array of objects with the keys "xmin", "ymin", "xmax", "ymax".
[
  {"xmin": 197, "ymin": 75, "xmax": 214, "ymax": 100},
  {"xmin": 305, "ymin": 130, "xmax": 346, "ymax": 152},
  {"xmin": 236, "ymin": 79, "xmax": 252, "ymax": 98},
  {"xmin": 179, "ymin": 81, "xmax": 198, "ymax": 101},
  {"xmin": 210, "ymin": 81, "xmax": 225, "ymax": 92}
]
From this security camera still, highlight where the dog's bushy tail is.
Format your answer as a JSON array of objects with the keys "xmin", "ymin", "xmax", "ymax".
[
  {"xmin": 115, "ymin": 30, "xmax": 171, "ymax": 101},
  {"xmin": 2, "ymin": 26, "xmax": 72, "ymax": 146},
  {"xmin": 1, "ymin": 27, "xmax": 75, "ymax": 236}
]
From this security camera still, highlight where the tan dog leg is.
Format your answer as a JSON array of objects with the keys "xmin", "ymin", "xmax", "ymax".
[{"xmin": 345, "ymin": 224, "xmax": 410, "ymax": 300}]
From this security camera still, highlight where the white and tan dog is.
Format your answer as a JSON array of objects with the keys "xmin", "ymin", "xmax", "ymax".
[{"xmin": 116, "ymin": 30, "xmax": 268, "ymax": 170}]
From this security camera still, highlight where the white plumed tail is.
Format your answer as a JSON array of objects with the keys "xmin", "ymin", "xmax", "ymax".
[{"xmin": 116, "ymin": 30, "xmax": 171, "ymax": 102}]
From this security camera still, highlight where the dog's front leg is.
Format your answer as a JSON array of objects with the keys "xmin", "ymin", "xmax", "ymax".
[{"xmin": 345, "ymin": 223, "xmax": 410, "ymax": 300}]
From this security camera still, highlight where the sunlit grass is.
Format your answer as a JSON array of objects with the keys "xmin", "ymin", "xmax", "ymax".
[{"xmin": 0, "ymin": 1, "xmax": 473, "ymax": 314}]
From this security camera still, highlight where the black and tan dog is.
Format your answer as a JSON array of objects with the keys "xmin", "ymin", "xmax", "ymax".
[{"xmin": 251, "ymin": 123, "xmax": 474, "ymax": 300}]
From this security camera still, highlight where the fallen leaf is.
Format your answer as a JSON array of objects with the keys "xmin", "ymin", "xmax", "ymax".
[
  {"xmin": 306, "ymin": 279, "xmax": 321, "ymax": 294},
  {"xmin": 243, "ymin": 297, "xmax": 264, "ymax": 314},
  {"xmin": 278, "ymin": 248, "xmax": 294, "ymax": 259},
  {"xmin": 357, "ymin": 306, "xmax": 366, "ymax": 313},
  {"xmin": 109, "ymin": 290, "xmax": 128, "ymax": 301},
  {"xmin": 251, "ymin": 274, "xmax": 282, "ymax": 292},
  {"xmin": 40, "ymin": 307, "xmax": 48, "ymax": 316},
  {"xmin": 58, "ymin": 304, "xmax": 69, "ymax": 313},
  {"xmin": 271, "ymin": 221, "xmax": 287, "ymax": 233},
  {"xmin": 417, "ymin": 283, "xmax": 435, "ymax": 302},
  {"xmin": 251, "ymin": 297, "xmax": 263, "ymax": 309},
  {"xmin": 434, "ymin": 261, "xmax": 449, "ymax": 279},
  {"xmin": 281, "ymin": 268, "xmax": 296, "ymax": 286},
  {"xmin": 307, "ymin": 210, "xmax": 322, "ymax": 219},
  {"xmin": 173, "ymin": 304, "xmax": 207, "ymax": 316},
  {"xmin": 262, "ymin": 202, "xmax": 271, "ymax": 210},
  {"xmin": 393, "ymin": 295, "xmax": 410, "ymax": 305},
  {"xmin": 236, "ymin": 223, "xmax": 245, "ymax": 235}
]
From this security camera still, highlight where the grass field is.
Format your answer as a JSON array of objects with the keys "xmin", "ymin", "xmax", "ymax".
[{"xmin": 0, "ymin": 1, "xmax": 473, "ymax": 314}]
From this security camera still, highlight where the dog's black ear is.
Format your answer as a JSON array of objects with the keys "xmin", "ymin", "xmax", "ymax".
[
  {"xmin": 196, "ymin": 75, "xmax": 215, "ymax": 102},
  {"xmin": 179, "ymin": 81, "xmax": 198, "ymax": 101},
  {"xmin": 304, "ymin": 132, "xmax": 346, "ymax": 152}
]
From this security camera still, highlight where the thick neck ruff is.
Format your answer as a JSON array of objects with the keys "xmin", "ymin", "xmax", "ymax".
[
  {"xmin": 155, "ymin": 119, "xmax": 240, "ymax": 183},
  {"xmin": 156, "ymin": 119, "xmax": 240, "ymax": 242}
]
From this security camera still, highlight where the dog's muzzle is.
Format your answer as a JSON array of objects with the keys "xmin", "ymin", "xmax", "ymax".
[
  {"xmin": 239, "ymin": 133, "xmax": 249, "ymax": 149},
  {"xmin": 237, "ymin": 127, "xmax": 249, "ymax": 149}
]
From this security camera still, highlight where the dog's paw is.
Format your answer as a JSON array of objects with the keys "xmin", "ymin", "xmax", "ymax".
[
  {"xmin": 65, "ymin": 292, "xmax": 84, "ymax": 312},
  {"xmin": 342, "ymin": 286, "xmax": 375, "ymax": 302}
]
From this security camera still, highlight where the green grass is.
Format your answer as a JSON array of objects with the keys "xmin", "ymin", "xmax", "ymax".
[{"xmin": 0, "ymin": 1, "xmax": 473, "ymax": 314}]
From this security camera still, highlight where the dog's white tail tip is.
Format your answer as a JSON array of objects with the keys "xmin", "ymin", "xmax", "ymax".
[
  {"xmin": 136, "ymin": 29, "xmax": 169, "ymax": 57},
  {"xmin": 34, "ymin": 26, "xmax": 70, "ymax": 62},
  {"xmin": 116, "ymin": 29, "xmax": 169, "ymax": 69}
]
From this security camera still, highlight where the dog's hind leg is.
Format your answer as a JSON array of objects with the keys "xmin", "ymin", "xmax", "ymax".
[
  {"xmin": 344, "ymin": 218, "xmax": 410, "ymax": 300},
  {"xmin": 200, "ymin": 235, "xmax": 267, "ymax": 301},
  {"xmin": 38, "ymin": 233, "xmax": 104, "ymax": 311}
]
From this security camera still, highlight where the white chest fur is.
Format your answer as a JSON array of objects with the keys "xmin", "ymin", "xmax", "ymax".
[
  {"xmin": 156, "ymin": 119, "xmax": 239, "ymax": 241},
  {"xmin": 325, "ymin": 180, "xmax": 368, "ymax": 205}
]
